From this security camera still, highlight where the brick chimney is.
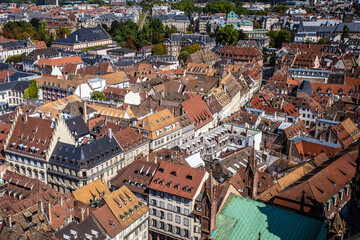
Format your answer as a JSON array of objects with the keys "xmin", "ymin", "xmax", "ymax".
[
  {"xmin": 46, "ymin": 201, "xmax": 52, "ymax": 224},
  {"xmin": 83, "ymin": 101, "xmax": 87, "ymax": 123}
]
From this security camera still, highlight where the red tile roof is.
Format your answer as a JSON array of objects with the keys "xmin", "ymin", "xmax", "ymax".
[
  {"xmin": 7, "ymin": 115, "xmax": 54, "ymax": 159},
  {"xmin": 310, "ymin": 83, "xmax": 355, "ymax": 95},
  {"xmin": 274, "ymin": 144, "xmax": 358, "ymax": 217},
  {"xmin": 113, "ymin": 127, "xmax": 149, "ymax": 153},
  {"xmin": 284, "ymin": 120, "xmax": 307, "ymax": 140},
  {"xmin": 149, "ymin": 161, "xmax": 206, "ymax": 199},
  {"xmin": 331, "ymin": 118, "xmax": 360, "ymax": 147},
  {"xmin": 37, "ymin": 56, "xmax": 83, "ymax": 67},
  {"xmin": 181, "ymin": 95, "xmax": 214, "ymax": 130}
]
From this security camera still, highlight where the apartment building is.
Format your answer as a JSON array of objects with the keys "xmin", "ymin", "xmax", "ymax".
[
  {"xmin": 48, "ymin": 133, "xmax": 123, "ymax": 193},
  {"xmin": 3, "ymin": 111, "xmax": 75, "ymax": 184},
  {"xmin": 0, "ymin": 39, "xmax": 35, "ymax": 61},
  {"xmin": 148, "ymin": 161, "xmax": 208, "ymax": 240},
  {"xmin": 114, "ymin": 127, "xmax": 150, "ymax": 167},
  {"xmin": 133, "ymin": 109, "xmax": 182, "ymax": 151}
]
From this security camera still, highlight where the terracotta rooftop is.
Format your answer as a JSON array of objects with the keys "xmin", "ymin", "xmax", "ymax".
[{"xmin": 149, "ymin": 161, "xmax": 206, "ymax": 199}]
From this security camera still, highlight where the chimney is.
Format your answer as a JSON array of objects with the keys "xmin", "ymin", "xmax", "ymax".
[
  {"xmin": 108, "ymin": 128, "xmax": 112, "ymax": 140},
  {"xmin": 217, "ymin": 134, "xmax": 220, "ymax": 147},
  {"xmin": 246, "ymin": 127, "xmax": 249, "ymax": 137},
  {"xmin": 79, "ymin": 207, "xmax": 85, "ymax": 222},
  {"xmin": 38, "ymin": 200, "xmax": 44, "ymax": 213},
  {"xmin": 83, "ymin": 102, "xmax": 87, "ymax": 123},
  {"xmin": 75, "ymin": 34, "xmax": 78, "ymax": 42},
  {"xmin": 154, "ymin": 157, "xmax": 158, "ymax": 164},
  {"xmin": 46, "ymin": 201, "xmax": 52, "ymax": 224},
  {"xmin": 252, "ymin": 171, "xmax": 259, "ymax": 200},
  {"xmin": 60, "ymin": 197, "xmax": 64, "ymax": 207},
  {"xmin": 231, "ymin": 124, "xmax": 234, "ymax": 134},
  {"xmin": 7, "ymin": 216, "xmax": 12, "ymax": 228},
  {"xmin": 23, "ymin": 114, "xmax": 28, "ymax": 124}
]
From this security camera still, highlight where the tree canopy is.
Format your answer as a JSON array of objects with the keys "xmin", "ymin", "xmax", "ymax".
[
  {"xmin": 5, "ymin": 53, "xmax": 26, "ymax": 64},
  {"xmin": 24, "ymin": 80, "xmax": 38, "ymax": 99},
  {"xmin": 171, "ymin": 0, "xmax": 194, "ymax": 17},
  {"xmin": 272, "ymin": 5, "xmax": 289, "ymax": 13},
  {"xmin": 216, "ymin": 25, "xmax": 239, "ymax": 46},
  {"xmin": 267, "ymin": 30, "xmax": 292, "ymax": 48},
  {"xmin": 152, "ymin": 43, "xmax": 168, "ymax": 55},
  {"xmin": 91, "ymin": 91, "xmax": 107, "ymax": 101},
  {"xmin": 178, "ymin": 44, "xmax": 202, "ymax": 64},
  {"xmin": 203, "ymin": 0, "xmax": 234, "ymax": 14}
]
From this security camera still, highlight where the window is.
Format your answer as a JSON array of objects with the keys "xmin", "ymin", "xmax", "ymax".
[
  {"xmin": 340, "ymin": 190, "xmax": 344, "ymax": 200},
  {"xmin": 333, "ymin": 195, "xmax": 337, "ymax": 207},
  {"xmin": 168, "ymin": 224, "xmax": 173, "ymax": 233},
  {"xmin": 175, "ymin": 215, "xmax": 181, "ymax": 224},
  {"xmin": 152, "ymin": 199, "xmax": 157, "ymax": 206},
  {"xmin": 160, "ymin": 201, "xmax": 165, "ymax": 208},
  {"xmin": 168, "ymin": 203, "xmax": 173, "ymax": 210},
  {"xmin": 345, "ymin": 186, "xmax": 350, "ymax": 195},
  {"xmin": 184, "ymin": 218, "xmax": 189, "ymax": 226},
  {"xmin": 176, "ymin": 197, "xmax": 181, "ymax": 204},
  {"xmin": 184, "ymin": 209, "xmax": 189, "ymax": 215},
  {"xmin": 184, "ymin": 199, "xmax": 190, "ymax": 206},
  {"xmin": 167, "ymin": 213, "xmax": 173, "ymax": 221},
  {"xmin": 176, "ymin": 206, "xmax": 182, "ymax": 214},
  {"xmin": 176, "ymin": 227, "xmax": 181, "ymax": 235},
  {"xmin": 168, "ymin": 195, "xmax": 173, "ymax": 201}
]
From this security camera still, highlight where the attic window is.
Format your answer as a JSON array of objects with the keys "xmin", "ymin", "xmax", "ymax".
[
  {"xmin": 185, "ymin": 175, "xmax": 192, "ymax": 180},
  {"xmin": 170, "ymin": 171, "xmax": 177, "ymax": 176},
  {"xmin": 174, "ymin": 184, "xmax": 180, "ymax": 190},
  {"xmin": 159, "ymin": 168, "xmax": 164, "ymax": 173}
]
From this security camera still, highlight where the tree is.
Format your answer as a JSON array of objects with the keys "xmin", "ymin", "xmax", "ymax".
[
  {"xmin": 275, "ymin": 30, "xmax": 292, "ymax": 48},
  {"xmin": 305, "ymin": 40, "xmax": 312, "ymax": 44},
  {"xmin": 179, "ymin": 50, "xmax": 190, "ymax": 64},
  {"xmin": 171, "ymin": 0, "xmax": 195, "ymax": 17},
  {"xmin": 91, "ymin": 91, "xmax": 107, "ymax": 101},
  {"xmin": 46, "ymin": 33, "xmax": 54, "ymax": 47},
  {"xmin": 238, "ymin": 30, "xmax": 248, "ymax": 40},
  {"xmin": 267, "ymin": 30, "xmax": 291, "ymax": 48},
  {"xmin": 24, "ymin": 80, "xmax": 38, "ymax": 99},
  {"xmin": 318, "ymin": 38, "xmax": 325, "ymax": 44},
  {"xmin": 152, "ymin": 43, "xmax": 168, "ymax": 55},
  {"xmin": 165, "ymin": 25, "xmax": 177, "ymax": 38},
  {"xmin": 125, "ymin": 35, "xmax": 137, "ymax": 49},
  {"xmin": 56, "ymin": 27, "xmax": 71, "ymax": 39},
  {"xmin": 178, "ymin": 44, "xmax": 201, "ymax": 64},
  {"xmin": 149, "ymin": 18, "xmax": 165, "ymax": 34},
  {"xmin": 253, "ymin": 20, "xmax": 261, "ymax": 29},
  {"xmin": 186, "ymin": 25, "xmax": 195, "ymax": 33},
  {"xmin": 203, "ymin": 0, "xmax": 233, "ymax": 14},
  {"xmin": 273, "ymin": 4, "xmax": 289, "ymax": 13},
  {"xmin": 5, "ymin": 53, "xmax": 26, "ymax": 63},
  {"xmin": 216, "ymin": 25, "xmax": 239, "ymax": 45},
  {"xmin": 342, "ymin": 25, "xmax": 350, "ymax": 41}
]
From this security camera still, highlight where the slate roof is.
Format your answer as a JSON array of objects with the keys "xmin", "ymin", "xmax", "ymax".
[
  {"xmin": 298, "ymin": 80, "xmax": 314, "ymax": 94},
  {"xmin": 50, "ymin": 136, "xmax": 122, "ymax": 170},
  {"xmin": 0, "ymin": 39, "xmax": 34, "ymax": 51},
  {"xmin": 65, "ymin": 115, "xmax": 89, "ymax": 140},
  {"xmin": 166, "ymin": 33, "xmax": 215, "ymax": 45},
  {"xmin": 55, "ymin": 216, "xmax": 106, "ymax": 240},
  {"xmin": 23, "ymin": 47, "xmax": 59, "ymax": 62},
  {"xmin": 212, "ymin": 194, "xmax": 327, "ymax": 240},
  {"xmin": 0, "ymin": 80, "xmax": 30, "ymax": 92},
  {"xmin": 54, "ymin": 26, "xmax": 112, "ymax": 44}
]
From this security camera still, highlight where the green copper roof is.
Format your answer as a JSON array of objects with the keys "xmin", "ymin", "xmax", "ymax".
[{"xmin": 212, "ymin": 194, "xmax": 327, "ymax": 240}]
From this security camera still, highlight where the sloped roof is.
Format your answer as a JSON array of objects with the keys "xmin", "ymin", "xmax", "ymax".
[
  {"xmin": 7, "ymin": 115, "xmax": 54, "ymax": 159},
  {"xmin": 149, "ymin": 161, "xmax": 206, "ymax": 199},
  {"xmin": 54, "ymin": 26, "xmax": 111, "ymax": 44},
  {"xmin": 104, "ymin": 186, "xmax": 149, "ymax": 229},
  {"xmin": 181, "ymin": 95, "xmax": 214, "ymax": 130},
  {"xmin": 212, "ymin": 194, "xmax": 327, "ymax": 240},
  {"xmin": 37, "ymin": 56, "xmax": 83, "ymax": 67},
  {"xmin": 72, "ymin": 178, "xmax": 110, "ymax": 205},
  {"xmin": 274, "ymin": 144, "xmax": 358, "ymax": 211}
]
